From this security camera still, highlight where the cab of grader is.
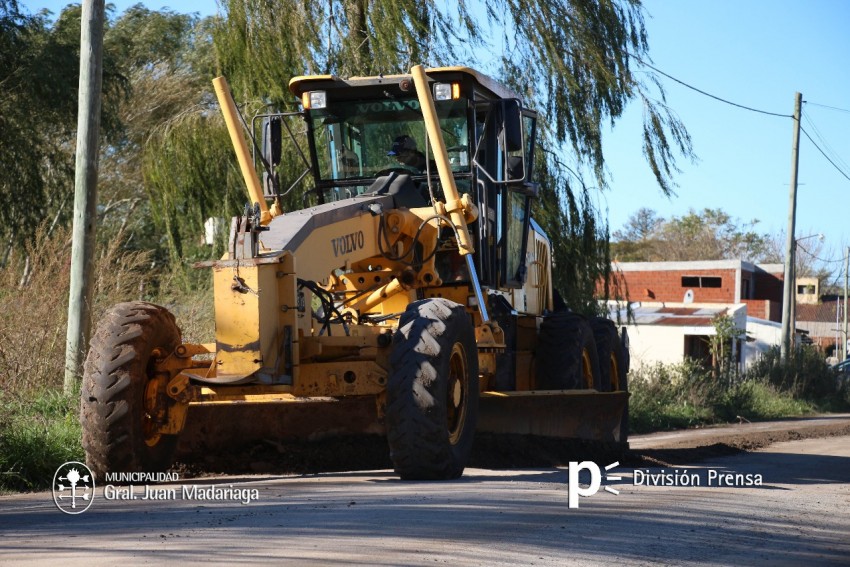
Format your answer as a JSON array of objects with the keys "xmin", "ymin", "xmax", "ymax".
[{"xmin": 80, "ymin": 65, "xmax": 629, "ymax": 480}]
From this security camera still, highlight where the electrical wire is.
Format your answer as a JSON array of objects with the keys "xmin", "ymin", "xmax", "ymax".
[
  {"xmin": 636, "ymin": 59, "xmax": 850, "ymax": 183},
  {"xmin": 806, "ymin": 101, "xmax": 850, "ymax": 114},
  {"xmin": 796, "ymin": 241, "xmax": 844, "ymax": 265},
  {"xmin": 634, "ymin": 56, "xmax": 792, "ymax": 118},
  {"xmin": 802, "ymin": 110, "xmax": 850, "ymax": 174},
  {"xmin": 800, "ymin": 127, "xmax": 850, "ymax": 183}
]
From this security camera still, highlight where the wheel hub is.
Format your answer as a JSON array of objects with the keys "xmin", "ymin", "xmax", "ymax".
[{"xmin": 446, "ymin": 342, "xmax": 468, "ymax": 444}]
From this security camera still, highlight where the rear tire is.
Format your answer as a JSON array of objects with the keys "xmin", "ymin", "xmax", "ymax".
[
  {"xmin": 536, "ymin": 312, "xmax": 601, "ymax": 390},
  {"xmin": 591, "ymin": 317, "xmax": 628, "ymax": 392},
  {"xmin": 386, "ymin": 298, "xmax": 479, "ymax": 480},
  {"xmin": 81, "ymin": 302, "xmax": 181, "ymax": 479}
]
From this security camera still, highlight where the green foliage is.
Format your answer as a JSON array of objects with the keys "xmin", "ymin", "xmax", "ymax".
[
  {"xmin": 629, "ymin": 361, "xmax": 715, "ymax": 432},
  {"xmin": 105, "ymin": 4, "xmax": 197, "ymax": 69},
  {"xmin": 709, "ymin": 313, "xmax": 745, "ymax": 382},
  {"xmin": 0, "ymin": 389, "xmax": 83, "ymax": 493},
  {"xmin": 612, "ymin": 207, "xmax": 768, "ymax": 262},
  {"xmin": 143, "ymin": 110, "xmax": 247, "ymax": 287},
  {"xmin": 746, "ymin": 345, "xmax": 842, "ymax": 402},
  {"xmin": 0, "ymin": 4, "xmax": 106, "ymax": 253},
  {"xmin": 713, "ymin": 380, "xmax": 811, "ymax": 423},
  {"xmin": 628, "ymin": 361, "xmax": 815, "ymax": 434}
]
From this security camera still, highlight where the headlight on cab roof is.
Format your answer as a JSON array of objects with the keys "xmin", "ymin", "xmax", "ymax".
[
  {"xmin": 302, "ymin": 90, "xmax": 327, "ymax": 109},
  {"xmin": 433, "ymin": 82, "xmax": 460, "ymax": 101}
]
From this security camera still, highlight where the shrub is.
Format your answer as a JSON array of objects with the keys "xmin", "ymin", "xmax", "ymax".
[
  {"xmin": 628, "ymin": 357, "xmax": 818, "ymax": 434},
  {"xmin": 746, "ymin": 345, "xmax": 843, "ymax": 402}
]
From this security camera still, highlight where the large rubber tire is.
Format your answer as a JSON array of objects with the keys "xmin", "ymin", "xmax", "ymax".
[
  {"xmin": 386, "ymin": 298, "xmax": 479, "ymax": 480},
  {"xmin": 536, "ymin": 312, "xmax": 601, "ymax": 390},
  {"xmin": 591, "ymin": 317, "xmax": 628, "ymax": 392},
  {"xmin": 81, "ymin": 302, "xmax": 181, "ymax": 479},
  {"xmin": 618, "ymin": 327, "xmax": 631, "ymax": 442}
]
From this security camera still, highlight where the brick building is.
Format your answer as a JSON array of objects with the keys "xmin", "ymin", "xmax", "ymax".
[
  {"xmin": 606, "ymin": 260, "xmax": 787, "ymax": 370},
  {"xmin": 613, "ymin": 260, "xmax": 784, "ymax": 319}
]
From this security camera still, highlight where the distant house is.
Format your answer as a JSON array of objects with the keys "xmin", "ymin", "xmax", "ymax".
[
  {"xmin": 605, "ymin": 260, "xmax": 789, "ymax": 371},
  {"xmin": 796, "ymin": 298, "xmax": 843, "ymax": 357}
]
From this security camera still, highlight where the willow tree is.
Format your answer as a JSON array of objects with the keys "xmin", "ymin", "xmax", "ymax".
[{"xmin": 147, "ymin": 0, "xmax": 690, "ymax": 306}]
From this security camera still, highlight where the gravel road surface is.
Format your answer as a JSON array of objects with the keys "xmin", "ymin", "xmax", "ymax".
[{"xmin": 1, "ymin": 416, "xmax": 849, "ymax": 565}]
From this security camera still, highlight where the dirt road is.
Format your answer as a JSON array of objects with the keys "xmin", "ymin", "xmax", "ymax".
[{"xmin": 2, "ymin": 416, "xmax": 849, "ymax": 565}]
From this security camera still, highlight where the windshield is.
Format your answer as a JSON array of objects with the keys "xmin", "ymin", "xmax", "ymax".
[{"xmin": 309, "ymin": 98, "xmax": 469, "ymax": 182}]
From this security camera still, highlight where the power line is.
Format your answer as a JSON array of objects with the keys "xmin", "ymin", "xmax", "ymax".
[
  {"xmin": 634, "ymin": 58, "xmax": 850, "ymax": 183},
  {"xmin": 806, "ymin": 101, "xmax": 850, "ymax": 114},
  {"xmin": 800, "ymin": 126, "xmax": 850, "ymax": 183},
  {"xmin": 796, "ymin": 241, "xmax": 844, "ymax": 265},
  {"xmin": 803, "ymin": 110, "xmax": 850, "ymax": 173},
  {"xmin": 634, "ymin": 56, "xmax": 792, "ymax": 118}
]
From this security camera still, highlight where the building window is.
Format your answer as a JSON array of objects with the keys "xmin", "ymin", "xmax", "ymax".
[
  {"xmin": 684, "ymin": 335, "xmax": 711, "ymax": 368},
  {"xmin": 682, "ymin": 276, "xmax": 722, "ymax": 288}
]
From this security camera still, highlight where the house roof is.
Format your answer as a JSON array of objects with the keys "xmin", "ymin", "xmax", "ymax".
[
  {"xmin": 796, "ymin": 300, "xmax": 840, "ymax": 324},
  {"xmin": 612, "ymin": 304, "xmax": 734, "ymax": 327},
  {"xmin": 612, "ymin": 259, "xmax": 784, "ymax": 274}
]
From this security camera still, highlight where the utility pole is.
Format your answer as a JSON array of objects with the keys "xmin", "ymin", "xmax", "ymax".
[
  {"xmin": 780, "ymin": 92, "xmax": 803, "ymax": 363},
  {"xmin": 841, "ymin": 246, "xmax": 850, "ymax": 360},
  {"xmin": 64, "ymin": 0, "xmax": 105, "ymax": 394}
]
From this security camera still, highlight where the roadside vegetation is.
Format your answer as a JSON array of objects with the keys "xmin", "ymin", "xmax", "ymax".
[
  {"xmin": 629, "ymin": 348, "xmax": 850, "ymax": 434},
  {"xmin": 0, "ymin": 228, "xmax": 213, "ymax": 493}
]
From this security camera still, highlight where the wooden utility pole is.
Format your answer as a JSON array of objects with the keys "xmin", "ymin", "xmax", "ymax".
[
  {"xmin": 840, "ymin": 246, "xmax": 850, "ymax": 360},
  {"xmin": 780, "ymin": 92, "xmax": 803, "ymax": 364},
  {"xmin": 64, "ymin": 0, "xmax": 105, "ymax": 394}
]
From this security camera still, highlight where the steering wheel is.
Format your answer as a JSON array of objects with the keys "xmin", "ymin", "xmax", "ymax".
[{"xmin": 374, "ymin": 167, "xmax": 417, "ymax": 178}]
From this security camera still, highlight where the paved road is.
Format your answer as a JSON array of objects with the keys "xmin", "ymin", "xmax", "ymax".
[{"xmin": 1, "ymin": 424, "xmax": 849, "ymax": 565}]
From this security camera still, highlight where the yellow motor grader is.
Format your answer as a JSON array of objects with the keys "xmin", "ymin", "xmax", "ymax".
[{"xmin": 80, "ymin": 65, "xmax": 629, "ymax": 480}]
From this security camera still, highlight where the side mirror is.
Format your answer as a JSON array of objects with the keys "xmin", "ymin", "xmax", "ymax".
[
  {"xmin": 262, "ymin": 116, "xmax": 282, "ymax": 167},
  {"xmin": 501, "ymin": 100, "xmax": 523, "ymax": 153}
]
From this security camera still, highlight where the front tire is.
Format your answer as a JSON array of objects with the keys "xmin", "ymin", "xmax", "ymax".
[
  {"xmin": 81, "ymin": 302, "xmax": 181, "ymax": 479},
  {"xmin": 386, "ymin": 298, "xmax": 479, "ymax": 480}
]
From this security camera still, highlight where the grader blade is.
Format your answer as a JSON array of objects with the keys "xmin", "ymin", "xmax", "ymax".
[
  {"xmin": 477, "ymin": 391, "xmax": 629, "ymax": 444},
  {"xmin": 176, "ymin": 397, "xmax": 384, "ymax": 457}
]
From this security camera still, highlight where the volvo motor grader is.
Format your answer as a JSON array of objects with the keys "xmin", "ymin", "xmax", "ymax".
[{"xmin": 81, "ymin": 66, "xmax": 629, "ymax": 480}]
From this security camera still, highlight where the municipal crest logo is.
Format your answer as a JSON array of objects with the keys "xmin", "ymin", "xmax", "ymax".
[{"xmin": 53, "ymin": 462, "xmax": 95, "ymax": 515}]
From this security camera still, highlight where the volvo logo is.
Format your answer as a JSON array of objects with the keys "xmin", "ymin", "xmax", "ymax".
[{"xmin": 331, "ymin": 231, "xmax": 365, "ymax": 257}]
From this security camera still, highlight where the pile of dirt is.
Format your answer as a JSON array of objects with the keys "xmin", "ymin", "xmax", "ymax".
[{"xmin": 631, "ymin": 420, "xmax": 850, "ymax": 467}]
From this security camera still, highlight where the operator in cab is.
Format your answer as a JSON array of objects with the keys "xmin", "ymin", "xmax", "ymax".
[{"xmin": 387, "ymin": 135, "xmax": 433, "ymax": 173}]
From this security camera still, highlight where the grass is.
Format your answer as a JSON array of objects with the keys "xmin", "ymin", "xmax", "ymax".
[
  {"xmin": 0, "ymin": 227, "xmax": 215, "ymax": 494},
  {"xmin": 0, "ymin": 390, "xmax": 83, "ymax": 493}
]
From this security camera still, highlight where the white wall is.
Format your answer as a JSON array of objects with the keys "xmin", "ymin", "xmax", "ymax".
[
  {"xmin": 621, "ymin": 304, "xmax": 749, "ymax": 370},
  {"xmin": 626, "ymin": 325, "xmax": 700, "ymax": 369},
  {"xmin": 742, "ymin": 318, "xmax": 782, "ymax": 368}
]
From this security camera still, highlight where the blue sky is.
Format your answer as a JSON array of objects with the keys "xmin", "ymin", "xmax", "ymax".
[
  {"xmin": 23, "ymin": 1, "xmax": 850, "ymax": 273},
  {"xmin": 603, "ymin": 0, "xmax": 850, "ymax": 274}
]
